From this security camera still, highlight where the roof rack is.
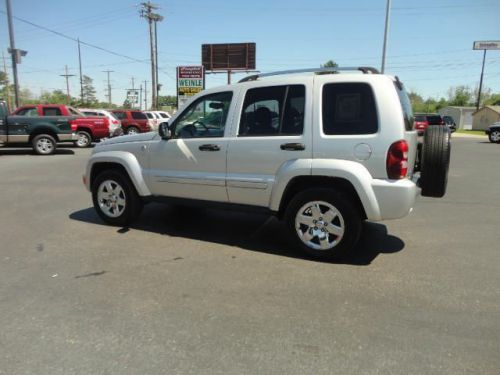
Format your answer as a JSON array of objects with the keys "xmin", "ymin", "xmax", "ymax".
[{"xmin": 238, "ymin": 66, "xmax": 380, "ymax": 83}]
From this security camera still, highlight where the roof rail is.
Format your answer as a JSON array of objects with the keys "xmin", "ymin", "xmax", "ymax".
[{"xmin": 238, "ymin": 66, "xmax": 380, "ymax": 83}]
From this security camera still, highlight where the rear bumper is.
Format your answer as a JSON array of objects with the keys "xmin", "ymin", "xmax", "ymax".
[{"xmin": 370, "ymin": 178, "xmax": 418, "ymax": 220}]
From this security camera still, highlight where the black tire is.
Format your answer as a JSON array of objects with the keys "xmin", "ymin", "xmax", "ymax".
[
  {"xmin": 91, "ymin": 170, "xmax": 143, "ymax": 226},
  {"xmin": 420, "ymin": 125, "xmax": 451, "ymax": 198},
  {"xmin": 32, "ymin": 134, "xmax": 57, "ymax": 155},
  {"xmin": 126, "ymin": 126, "xmax": 139, "ymax": 135},
  {"xmin": 284, "ymin": 188, "xmax": 362, "ymax": 260},
  {"xmin": 74, "ymin": 130, "xmax": 92, "ymax": 148},
  {"xmin": 488, "ymin": 130, "xmax": 500, "ymax": 143}
]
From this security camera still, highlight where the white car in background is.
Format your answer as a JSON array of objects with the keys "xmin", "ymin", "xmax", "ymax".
[
  {"xmin": 144, "ymin": 111, "xmax": 162, "ymax": 130},
  {"xmin": 79, "ymin": 108, "xmax": 123, "ymax": 137},
  {"xmin": 153, "ymin": 110, "xmax": 172, "ymax": 121}
]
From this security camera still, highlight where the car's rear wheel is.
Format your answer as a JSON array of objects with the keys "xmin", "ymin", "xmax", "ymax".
[
  {"xmin": 488, "ymin": 130, "xmax": 500, "ymax": 143},
  {"xmin": 75, "ymin": 130, "xmax": 92, "ymax": 148},
  {"xmin": 420, "ymin": 125, "xmax": 451, "ymax": 198},
  {"xmin": 32, "ymin": 134, "xmax": 56, "ymax": 155},
  {"xmin": 92, "ymin": 170, "xmax": 143, "ymax": 226},
  {"xmin": 284, "ymin": 188, "xmax": 362, "ymax": 260},
  {"xmin": 126, "ymin": 126, "xmax": 139, "ymax": 135}
]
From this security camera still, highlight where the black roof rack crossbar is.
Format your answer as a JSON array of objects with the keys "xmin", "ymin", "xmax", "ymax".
[{"xmin": 238, "ymin": 66, "xmax": 380, "ymax": 83}]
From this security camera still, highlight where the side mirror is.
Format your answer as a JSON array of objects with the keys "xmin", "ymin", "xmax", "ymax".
[{"xmin": 158, "ymin": 122, "xmax": 171, "ymax": 140}]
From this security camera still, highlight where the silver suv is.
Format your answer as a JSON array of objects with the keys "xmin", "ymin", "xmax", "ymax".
[{"xmin": 83, "ymin": 67, "xmax": 450, "ymax": 260}]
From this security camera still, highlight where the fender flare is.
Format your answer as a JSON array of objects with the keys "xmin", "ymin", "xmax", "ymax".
[
  {"xmin": 85, "ymin": 151, "xmax": 151, "ymax": 196},
  {"xmin": 269, "ymin": 159, "xmax": 382, "ymax": 220}
]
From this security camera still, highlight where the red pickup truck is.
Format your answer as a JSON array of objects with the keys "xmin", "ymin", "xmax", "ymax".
[{"xmin": 12, "ymin": 104, "xmax": 114, "ymax": 147}]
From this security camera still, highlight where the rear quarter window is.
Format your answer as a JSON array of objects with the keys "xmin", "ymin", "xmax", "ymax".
[
  {"xmin": 395, "ymin": 82, "xmax": 414, "ymax": 131},
  {"xmin": 322, "ymin": 83, "xmax": 378, "ymax": 135}
]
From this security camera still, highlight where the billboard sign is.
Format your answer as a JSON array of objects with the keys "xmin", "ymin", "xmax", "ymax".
[
  {"xmin": 202, "ymin": 43, "xmax": 256, "ymax": 71},
  {"xmin": 126, "ymin": 90, "xmax": 139, "ymax": 107},
  {"xmin": 473, "ymin": 41, "xmax": 500, "ymax": 50},
  {"xmin": 177, "ymin": 66, "xmax": 204, "ymax": 108}
]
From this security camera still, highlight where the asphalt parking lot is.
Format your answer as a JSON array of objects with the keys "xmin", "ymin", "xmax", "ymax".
[{"xmin": 0, "ymin": 136, "xmax": 499, "ymax": 374}]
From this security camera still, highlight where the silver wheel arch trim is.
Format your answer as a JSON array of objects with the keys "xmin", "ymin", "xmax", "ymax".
[
  {"xmin": 85, "ymin": 151, "xmax": 151, "ymax": 196},
  {"xmin": 269, "ymin": 158, "xmax": 381, "ymax": 221}
]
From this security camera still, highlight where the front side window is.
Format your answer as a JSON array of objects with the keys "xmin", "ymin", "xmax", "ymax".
[
  {"xmin": 173, "ymin": 91, "xmax": 233, "ymax": 138},
  {"xmin": 131, "ymin": 111, "xmax": 147, "ymax": 120},
  {"xmin": 239, "ymin": 85, "xmax": 305, "ymax": 136},
  {"xmin": 16, "ymin": 107, "xmax": 38, "ymax": 116},
  {"xmin": 322, "ymin": 83, "xmax": 378, "ymax": 135},
  {"xmin": 82, "ymin": 111, "xmax": 98, "ymax": 116}
]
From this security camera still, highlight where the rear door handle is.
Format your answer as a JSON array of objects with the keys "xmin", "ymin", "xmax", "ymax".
[
  {"xmin": 199, "ymin": 144, "xmax": 220, "ymax": 151},
  {"xmin": 280, "ymin": 143, "xmax": 305, "ymax": 151}
]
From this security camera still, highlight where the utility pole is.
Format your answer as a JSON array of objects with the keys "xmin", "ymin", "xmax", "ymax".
[
  {"xmin": 144, "ymin": 80, "xmax": 148, "ymax": 110},
  {"xmin": 139, "ymin": 84, "xmax": 143, "ymax": 110},
  {"xmin": 6, "ymin": 0, "xmax": 27, "ymax": 108},
  {"xmin": 476, "ymin": 49, "xmax": 487, "ymax": 111},
  {"xmin": 140, "ymin": 2, "xmax": 163, "ymax": 110},
  {"xmin": 381, "ymin": 0, "xmax": 391, "ymax": 74},
  {"xmin": 60, "ymin": 65, "xmax": 75, "ymax": 104},
  {"xmin": 2, "ymin": 51, "xmax": 12, "ymax": 110},
  {"xmin": 131, "ymin": 76, "xmax": 135, "ymax": 90},
  {"xmin": 103, "ymin": 70, "xmax": 113, "ymax": 106},
  {"xmin": 78, "ymin": 38, "xmax": 84, "ymax": 103}
]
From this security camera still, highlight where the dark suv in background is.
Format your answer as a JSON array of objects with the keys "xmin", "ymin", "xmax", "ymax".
[{"xmin": 111, "ymin": 110, "xmax": 151, "ymax": 135}]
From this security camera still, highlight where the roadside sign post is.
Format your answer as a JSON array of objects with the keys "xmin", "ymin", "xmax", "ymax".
[
  {"xmin": 473, "ymin": 41, "xmax": 500, "ymax": 111},
  {"xmin": 126, "ymin": 89, "xmax": 139, "ymax": 108}
]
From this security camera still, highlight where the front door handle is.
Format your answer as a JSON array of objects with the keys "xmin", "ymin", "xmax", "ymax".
[
  {"xmin": 280, "ymin": 143, "xmax": 305, "ymax": 151},
  {"xmin": 199, "ymin": 144, "xmax": 220, "ymax": 151}
]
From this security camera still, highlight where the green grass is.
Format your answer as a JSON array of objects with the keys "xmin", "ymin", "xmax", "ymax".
[{"xmin": 455, "ymin": 129, "xmax": 486, "ymax": 136}]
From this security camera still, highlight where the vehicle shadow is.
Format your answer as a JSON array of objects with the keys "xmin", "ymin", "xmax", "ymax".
[
  {"xmin": 0, "ymin": 148, "xmax": 75, "ymax": 156},
  {"xmin": 69, "ymin": 204, "xmax": 405, "ymax": 266}
]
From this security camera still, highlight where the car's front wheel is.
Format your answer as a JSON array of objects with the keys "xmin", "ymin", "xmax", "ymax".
[
  {"xmin": 488, "ymin": 130, "xmax": 500, "ymax": 143},
  {"xmin": 284, "ymin": 188, "xmax": 362, "ymax": 260},
  {"xmin": 91, "ymin": 170, "xmax": 143, "ymax": 226}
]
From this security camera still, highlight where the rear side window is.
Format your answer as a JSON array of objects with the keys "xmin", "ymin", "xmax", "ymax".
[
  {"xmin": 83, "ymin": 111, "xmax": 98, "ymax": 116},
  {"xmin": 239, "ymin": 85, "xmax": 305, "ymax": 136},
  {"xmin": 131, "ymin": 111, "xmax": 147, "ymax": 120},
  {"xmin": 395, "ymin": 82, "xmax": 414, "ymax": 131},
  {"xmin": 322, "ymin": 83, "xmax": 378, "ymax": 135},
  {"xmin": 43, "ymin": 107, "xmax": 62, "ymax": 116}
]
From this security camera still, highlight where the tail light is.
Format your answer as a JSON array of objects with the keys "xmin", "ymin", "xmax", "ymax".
[
  {"xmin": 70, "ymin": 120, "xmax": 77, "ymax": 132},
  {"xmin": 111, "ymin": 119, "xmax": 119, "ymax": 124},
  {"xmin": 386, "ymin": 140, "xmax": 408, "ymax": 179}
]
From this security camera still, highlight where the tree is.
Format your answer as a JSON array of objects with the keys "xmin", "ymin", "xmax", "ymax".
[
  {"xmin": 158, "ymin": 95, "xmax": 177, "ymax": 107},
  {"xmin": 40, "ymin": 89, "xmax": 73, "ymax": 104},
  {"xmin": 447, "ymin": 86, "xmax": 473, "ymax": 106},
  {"xmin": 321, "ymin": 60, "xmax": 339, "ymax": 68},
  {"xmin": 82, "ymin": 75, "xmax": 97, "ymax": 105}
]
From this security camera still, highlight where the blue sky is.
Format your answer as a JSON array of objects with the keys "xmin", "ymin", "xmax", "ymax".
[{"xmin": 1, "ymin": 0, "xmax": 499, "ymax": 106}]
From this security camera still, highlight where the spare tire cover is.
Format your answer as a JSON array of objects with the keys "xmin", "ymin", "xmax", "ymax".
[{"xmin": 420, "ymin": 125, "xmax": 451, "ymax": 198}]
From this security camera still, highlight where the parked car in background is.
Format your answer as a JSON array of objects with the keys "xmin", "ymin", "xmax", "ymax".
[
  {"xmin": 12, "ymin": 104, "xmax": 112, "ymax": 147},
  {"xmin": 154, "ymin": 110, "xmax": 171, "ymax": 121},
  {"xmin": 414, "ymin": 113, "xmax": 445, "ymax": 135},
  {"xmin": 144, "ymin": 111, "xmax": 161, "ymax": 131},
  {"xmin": 110, "ymin": 110, "xmax": 151, "ymax": 134},
  {"xmin": 79, "ymin": 108, "xmax": 123, "ymax": 138},
  {"xmin": 485, "ymin": 122, "xmax": 500, "ymax": 143},
  {"xmin": 0, "ymin": 99, "xmax": 76, "ymax": 155},
  {"xmin": 442, "ymin": 115, "xmax": 457, "ymax": 132}
]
